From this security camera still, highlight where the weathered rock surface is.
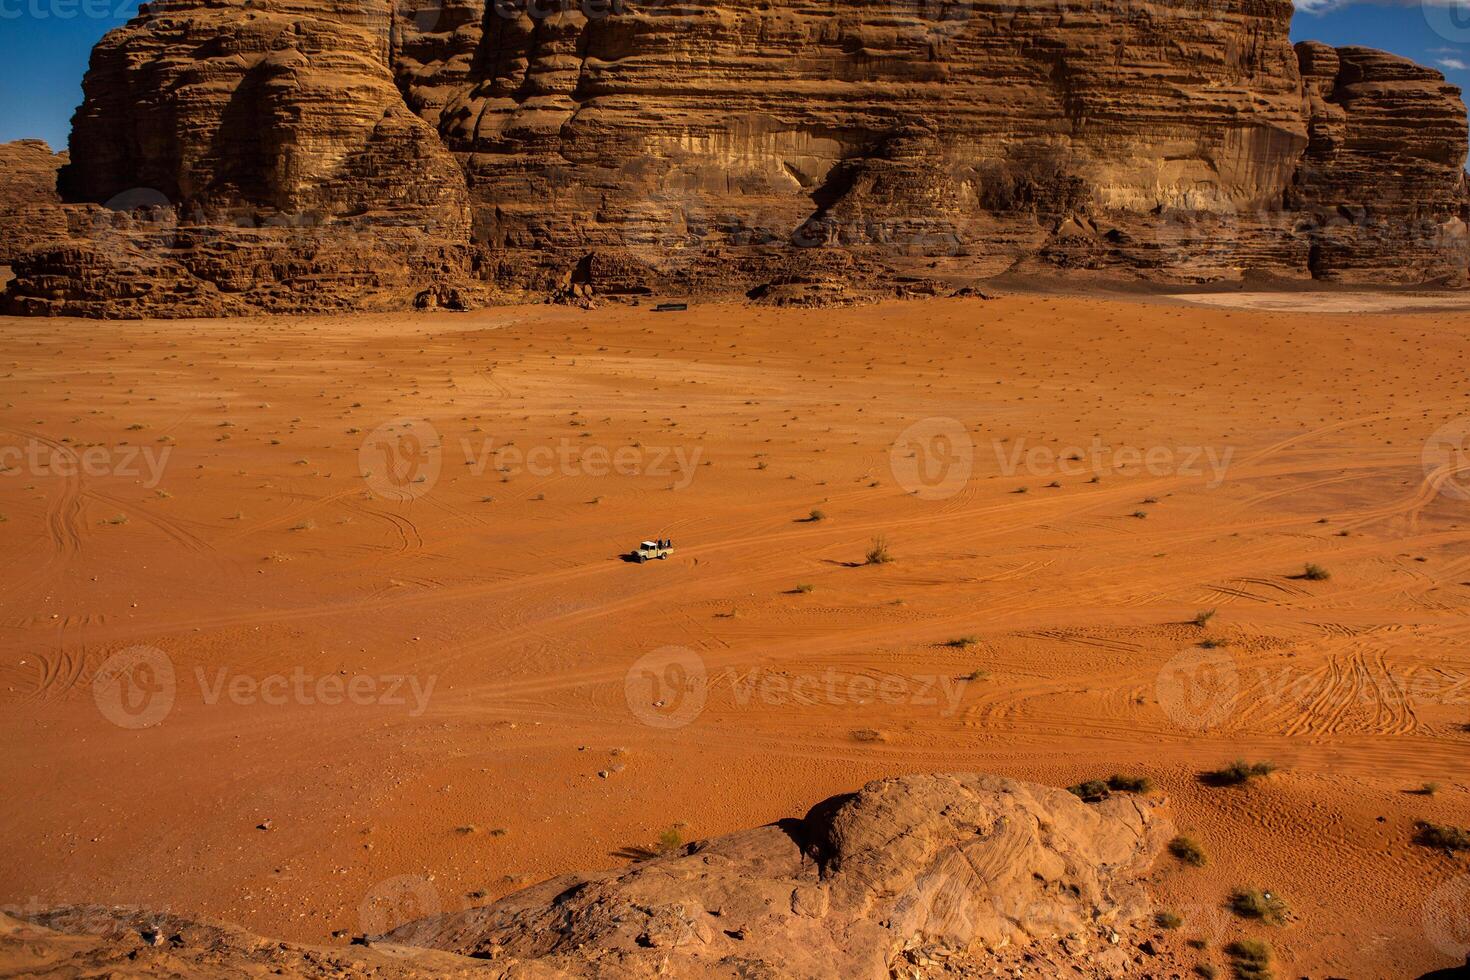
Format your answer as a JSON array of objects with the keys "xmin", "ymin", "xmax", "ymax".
[
  {"xmin": 0, "ymin": 140, "xmax": 77, "ymax": 266},
  {"xmin": 3, "ymin": 0, "xmax": 1467, "ymax": 316},
  {"xmin": 4, "ymin": 0, "xmax": 479, "ymax": 317},
  {"xmin": 378, "ymin": 773, "xmax": 1170, "ymax": 977},
  {"xmin": 1, "ymin": 774, "xmax": 1176, "ymax": 978}
]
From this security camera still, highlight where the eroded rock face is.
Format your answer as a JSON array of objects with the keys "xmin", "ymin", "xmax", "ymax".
[
  {"xmin": 4, "ymin": 0, "xmax": 477, "ymax": 317},
  {"xmin": 1, "ymin": 774, "xmax": 1173, "ymax": 978},
  {"xmin": 381, "ymin": 773, "xmax": 1171, "ymax": 977},
  {"xmin": 3, "ymin": 0, "xmax": 1467, "ymax": 316},
  {"xmin": 1291, "ymin": 44, "xmax": 1470, "ymax": 281},
  {"xmin": 0, "ymin": 141, "xmax": 76, "ymax": 266}
]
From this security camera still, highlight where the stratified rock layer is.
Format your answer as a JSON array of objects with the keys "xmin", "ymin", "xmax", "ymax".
[
  {"xmin": 0, "ymin": 141, "xmax": 77, "ymax": 266},
  {"xmin": 3, "ymin": 0, "xmax": 1467, "ymax": 316},
  {"xmin": 2, "ymin": 774, "xmax": 1175, "ymax": 978}
]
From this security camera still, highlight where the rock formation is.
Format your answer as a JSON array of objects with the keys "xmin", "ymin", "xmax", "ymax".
[
  {"xmin": 1, "ymin": 774, "xmax": 1177, "ymax": 978},
  {"xmin": 3, "ymin": 0, "xmax": 1467, "ymax": 316},
  {"xmin": 0, "ymin": 141, "xmax": 79, "ymax": 268}
]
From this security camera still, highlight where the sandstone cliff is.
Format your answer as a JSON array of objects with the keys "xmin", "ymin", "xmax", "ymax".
[
  {"xmin": 0, "ymin": 140, "xmax": 77, "ymax": 267},
  {"xmin": 0, "ymin": 774, "xmax": 1179, "ymax": 978},
  {"xmin": 3, "ymin": 0, "xmax": 1467, "ymax": 316}
]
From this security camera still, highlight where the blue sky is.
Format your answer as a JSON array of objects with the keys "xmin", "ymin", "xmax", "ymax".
[{"xmin": 1, "ymin": 1, "xmax": 1468, "ymax": 149}]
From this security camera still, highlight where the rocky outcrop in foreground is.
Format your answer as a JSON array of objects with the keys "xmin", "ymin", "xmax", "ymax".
[
  {"xmin": 1, "ymin": 774, "xmax": 1175, "ymax": 978},
  {"xmin": 2, "ymin": 0, "xmax": 1468, "ymax": 316}
]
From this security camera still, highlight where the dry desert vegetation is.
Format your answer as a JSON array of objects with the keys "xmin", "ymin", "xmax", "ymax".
[{"xmin": 2, "ymin": 293, "xmax": 1470, "ymax": 977}]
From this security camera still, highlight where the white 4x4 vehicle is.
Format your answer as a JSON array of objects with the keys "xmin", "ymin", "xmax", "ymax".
[{"xmin": 633, "ymin": 539, "xmax": 673, "ymax": 562}]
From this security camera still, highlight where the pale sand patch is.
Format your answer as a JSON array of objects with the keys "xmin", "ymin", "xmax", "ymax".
[{"xmin": 1171, "ymin": 289, "xmax": 1470, "ymax": 314}]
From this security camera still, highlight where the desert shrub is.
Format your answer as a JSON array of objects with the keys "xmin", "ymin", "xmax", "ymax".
[
  {"xmin": 1193, "ymin": 609, "xmax": 1217, "ymax": 627},
  {"xmin": 865, "ymin": 536, "xmax": 892, "ymax": 565},
  {"xmin": 655, "ymin": 826, "xmax": 685, "ymax": 856},
  {"xmin": 1206, "ymin": 760, "xmax": 1275, "ymax": 786},
  {"xmin": 1415, "ymin": 821, "xmax": 1470, "ymax": 852},
  {"xmin": 1301, "ymin": 562, "xmax": 1330, "ymax": 581},
  {"xmin": 794, "ymin": 583, "xmax": 815, "ymax": 594},
  {"xmin": 1107, "ymin": 773, "xmax": 1153, "ymax": 794},
  {"xmin": 1156, "ymin": 910, "xmax": 1183, "ymax": 929},
  {"xmin": 1229, "ymin": 889, "xmax": 1288, "ymax": 926},
  {"xmin": 1168, "ymin": 835, "xmax": 1207, "ymax": 866},
  {"xmin": 946, "ymin": 636, "xmax": 979, "ymax": 648},
  {"xmin": 1069, "ymin": 773, "xmax": 1152, "ymax": 802},
  {"xmin": 1225, "ymin": 938, "xmax": 1273, "ymax": 979},
  {"xmin": 1068, "ymin": 780, "xmax": 1110, "ymax": 802}
]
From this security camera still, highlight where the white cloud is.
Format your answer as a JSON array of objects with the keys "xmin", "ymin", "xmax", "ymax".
[{"xmin": 1438, "ymin": 56, "xmax": 1470, "ymax": 69}]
